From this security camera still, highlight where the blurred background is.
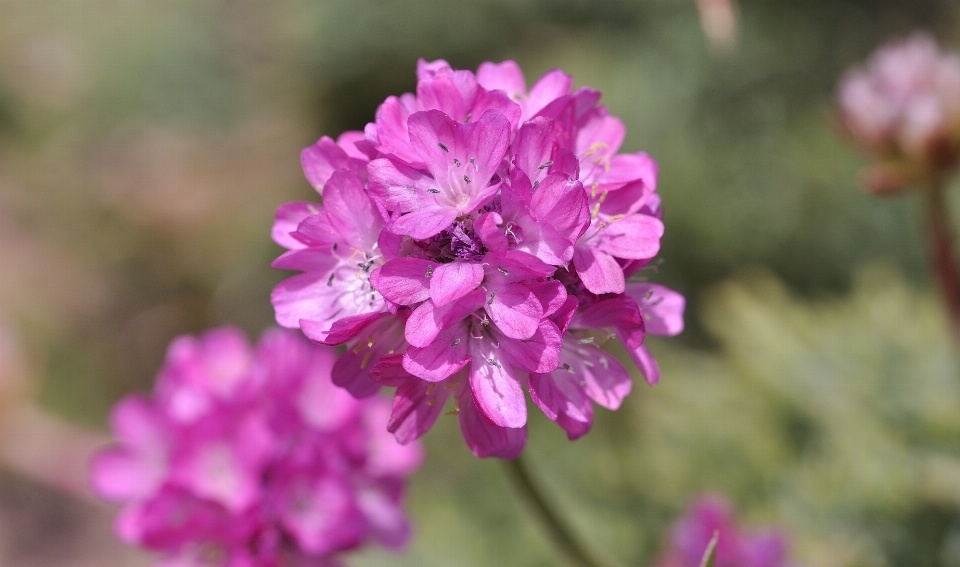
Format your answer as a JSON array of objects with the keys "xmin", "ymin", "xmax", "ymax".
[{"xmin": 2, "ymin": 0, "xmax": 960, "ymax": 565}]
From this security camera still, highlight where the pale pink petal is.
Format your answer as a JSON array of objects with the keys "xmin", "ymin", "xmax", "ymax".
[{"xmin": 322, "ymin": 170, "xmax": 383, "ymax": 251}]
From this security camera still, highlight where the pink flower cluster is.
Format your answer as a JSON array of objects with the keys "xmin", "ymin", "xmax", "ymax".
[
  {"xmin": 838, "ymin": 33, "xmax": 960, "ymax": 192},
  {"xmin": 91, "ymin": 327, "xmax": 422, "ymax": 567},
  {"xmin": 272, "ymin": 59, "xmax": 684, "ymax": 458},
  {"xmin": 653, "ymin": 496, "xmax": 792, "ymax": 567}
]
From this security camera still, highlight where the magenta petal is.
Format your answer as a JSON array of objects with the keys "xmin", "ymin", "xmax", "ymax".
[
  {"xmin": 530, "ymin": 174, "xmax": 589, "ymax": 238},
  {"xmin": 512, "ymin": 117, "xmax": 555, "ymax": 181},
  {"xmin": 525, "ymin": 280, "xmax": 568, "ymax": 317},
  {"xmin": 273, "ymin": 202, "xmax": 317, "ymax": 250},
  {"xmin": 528, "ymin": 373, "xmax": 593, "ymax": 440},
  {"xmin": 458, "ymin": 393, "xmax": 527, "ymax": 459},
  {"xmin": 323, "ymin": 170, "xmax": 384, "ymax": 251},
  {"xmin": 301, "ymin": 136, "xmax": 352, "ymax": 191},
  {"xmin": 476, "ymin": 60, "xmax": 527, "ymax": 98},
  {"xmin": 331, "ymin": 349, "xmax": 383, "ymax": 398},
  {"xmin": 579, "ymin": 346, "xmax": 633, "ymax": 409},
  {"xmin": 390, "ymin": 207, "xmax": 459, "ymax": 240},
  {"xmin": 404, "ymin": 291, "xmax": 486, "ymax": 348},
  {"xmin": 526, "ymin": 70, "xmax": 573, "ymax": 118},
  {"xmin": 499, "ymin": 319, "xmax": 562, "ymax": 374},
  {"xmin": 572, "ymin": 246, "xmax": 625, "ymax": 295},
  {"xmin": 301, "ymin": 312, "xmax": 384, "ymax": 346},
  {"xmin": 388, "ymin": 379, "xmax": 450, "ymax": 444},
  {"xmin": 595, "ymin": 215, "xmax": 664, "ymax": 260},
  {"xmin": 402, "ymin": 324, "xmax": 472, "ymax": 382},
  {"xmin": 474, "ymin": 211, "xmax": 508, "ymax": 253},
  {"xmin": 627, "ymin": 344, "xmax": 661, "ymax": 386},
  {"xmin": 91, "ymin": 449, "xmax": 161, "ymax": 501},
  {"xmin": 430, "ymin": 262, "xmax": 484, "ymax": 306},
  {"xmin": 627, "ymin": 282, "xmax": 686, "ymax": 337},
  {"xmin": 468, "ymin": 341, "xmax": 527, "ymax": 428},
  {"xmin": 486, "ymin": 284, "xmax": 543, "ymax": 340},
  {"xmin": 372, "ymin": 258, "xmax": 433, "ymax": 306}
]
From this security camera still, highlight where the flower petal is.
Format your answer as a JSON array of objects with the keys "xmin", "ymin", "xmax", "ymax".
[
  {"xmin": 430, "ymin": 262, "xmax": 485, "ymax": 307},
  {"xmin": 458, "ymin": 393, "xmax": 527, "ymax": 459}
]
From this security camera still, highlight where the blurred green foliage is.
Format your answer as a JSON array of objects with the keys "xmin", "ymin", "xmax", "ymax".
[{"xmin": 3, "ymin": 0, "xmax": 960, "ymax": 565}]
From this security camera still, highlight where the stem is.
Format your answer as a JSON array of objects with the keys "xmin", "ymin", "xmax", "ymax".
[
  {"xmin": 923, "ymin": 178, "xmax": 960, "ymax": 338},
  {"xmin": 502, "ymin": 454, "xmax": 610, "ymax": 567}
]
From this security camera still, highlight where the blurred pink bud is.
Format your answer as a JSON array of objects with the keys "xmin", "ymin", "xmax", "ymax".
[{"xmin": 837, "ymin": 33, "xmax": 960, "ymax": 186}]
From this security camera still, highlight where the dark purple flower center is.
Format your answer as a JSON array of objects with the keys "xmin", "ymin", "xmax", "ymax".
[{"xmin": 414, "ymin": 218, "xmax": 485, "ymax": 263}]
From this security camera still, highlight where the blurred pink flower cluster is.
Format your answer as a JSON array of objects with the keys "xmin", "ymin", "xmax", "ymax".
[
  {"xmin": 837, "ymin": 33, "xmax": 960, "ymax": 192},
  {"xmin": 91, "ymin": 327, "xmax": 422, "ymax": 567},
  {"xmin": 272, "ymin": 59, "xmax": 684, "ymax": 458},
  {"xmin": 654, "ymin": 496, "xmax": 791, "ymax": 567}
]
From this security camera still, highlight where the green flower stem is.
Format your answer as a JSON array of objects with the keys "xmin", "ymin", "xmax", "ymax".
[
  {"xmin": 923, "ymin": 178, "xmax": 960, "ymax": 339},
  {"xmin": 502, "ymin": 454, "xmax": 612, "ymax": 567}
]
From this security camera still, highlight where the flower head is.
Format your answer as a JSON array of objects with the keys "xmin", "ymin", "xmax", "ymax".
[
  {"xmin": 837, "ymin": 33, "xmax": 960, "ymax": 192},
  {"xmin": 273, "ymin": 59, "xmax": 684, "ymax": 458},
  {"xmin": 654, "ymin": 496, "xmax": 793, "ymax": 567},
  {"xmin": 91, "ymin": 327, "xmax": 422, "ymax": 567}
]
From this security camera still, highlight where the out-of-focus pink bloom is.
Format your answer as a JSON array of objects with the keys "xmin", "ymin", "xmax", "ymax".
[
  {"xmin": 837, "ymin": 33, "xmax": 960, "ymax": 192},
  {"xmin": 91, "ymin": 327, "xmax": 422, "ymax": 567},
  {"xmin": 273, "ymin": 59, "xmax": 684, "ymax": 457},
  {"xmin": 653, "ymin": 496, "xmax": 793, "ymax": 567}
]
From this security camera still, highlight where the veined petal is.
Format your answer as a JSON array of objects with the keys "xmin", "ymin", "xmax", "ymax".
[
  {"xmin": 498, "ymin": 319, "xmax": 562, "ymax": 374},
  {"xmin": 594, "ymin": 215, "xmax": 663, "ymax": 260},
  {"xmin": 485, "ymin": 283, "xmax": 543, "ymax": 340},
  {"xmin": 273, "ymin": 202, "xmax": 317, "ymax": 250},
  {"xmin": 430, "ymin": 262, "xmax": 484, "ymax": 306},
  {"xmin": 458, "ymin": 394, "xmax": 527, "ymax": 459},
  {"xmin": 371, "ymin": 258, "xmax": 433, "ymax": 306},
  {"xmin": 323, "ymin": 170, "xmax": 384, "ymax": 251},
  {"xmin": 402, "ymin": 324, "xmax": 472, "ymax": 382},
  {"xmin": 476, "ymin": 60, "xmax": 527, "ymax": 99},
  {"xmin": 626, "ymin": 282, "xmax": 686, "ymax": 337},
  {"xmin": 528, "ymin": 372, "xmax": 593, "ymax": 440},
  {"xmin": 468, "ymin": 342, "xmax": 526, "ymax": 428},
  {"xmin": 404, "ymin": 290, "xmax": 486, "ymax": 348},
  {"xmin": 388, "ymin": 379, "xmax": 451, "ymax": 444},
  {"xmin": 572, "ymin": 246, "xmax": 625, "ymax": 295}
]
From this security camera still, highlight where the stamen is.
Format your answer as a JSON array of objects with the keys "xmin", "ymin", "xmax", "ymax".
[
  {"xmin": 332, "ymin": 242, "xmax": 338, "ymax": 252},
  {"xmin": 487, "ymin": 292, "xmax": 496, "ymax": 305},
  {"xmin": 451, "ymin": 338, "xmax": 462, "ymax": 347},
  {"xmin": 327, "ymin": 274, "xmax": 335, "ymax": 287},
  {"xmin": 538, "ymin": 160, "xmax": 553, "ymax": 170},
  {"xmin": 497, "ymin": 267, "xmax": 509, "ymax": 276},
  {"xmin": 307, "ymin": 204, "xmax": 320, "ymax": 215},
  {"xmin": 454, "ymin": 158, "xmax": 462, "ymax": 167},
  {"xmin": 426, "ymin": 384, "xmax": 436, "ymax": 395},
  {"xmin": 578, "ymin": 337, "xmax": 595, "ymax": 344},
  {"xmin": 599, "ymin": 356, "xmax": 609, "ymax": 370},
  {"xmin": 562, "ymin": 363, "xmax": 573, "ymax": 372},
  {"xmin": 469, "ymin": 157, "xmax": 475, "ymax": 164},
  {"xmin": 425, "ymin": 264, "xmax": 434, "ymax": 278},
  {"xmin": 463, "ymin": 175, "xmax": 471, "ymax": 183},
  {"xmin": 437, "ymin": 142, "xmax": 449, "ymax": 152},
  {"xmin": 428, "ymin": 188, "xmax": 440, "ymax": 194},
  {"xmin": 360, "ymin": 352, "xmax": 372, "ymax": 369},
  {"xmin": 487, "ymin": 358, "xmax": 502, "ymax": 368},
  {"xmin": 444, "ymin": 381, "xmax": 459, "ymax": 390},
  {"xmin": 598, "ymin": 190, "xmax": 608, "ymax": 204},
  {"xmin": 591, "ymin": 183, "xmax": 599, "ymax": 199},
  {"xmin": 591, "ymin": 202, "xmax": 601, "ymax": 220},
  {"xmin": 463, "ymin": 113, "xmax": 472, "ymax": 123}
]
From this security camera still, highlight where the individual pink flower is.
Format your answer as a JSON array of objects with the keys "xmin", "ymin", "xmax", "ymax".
[
  {"xmin": 91, "ymin": 327, "xmax": 422, "ymax": 567},
  {"xmin": 273, "ymin": 58, "xmax": 684, "ymax": 458},
  {"xmin": 653, "ymin": 496, "xmax": 794, "ymax": 567},
  {"xmin": 837, "ymin": 33, "xmax": 960, "ymax": 192}
]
